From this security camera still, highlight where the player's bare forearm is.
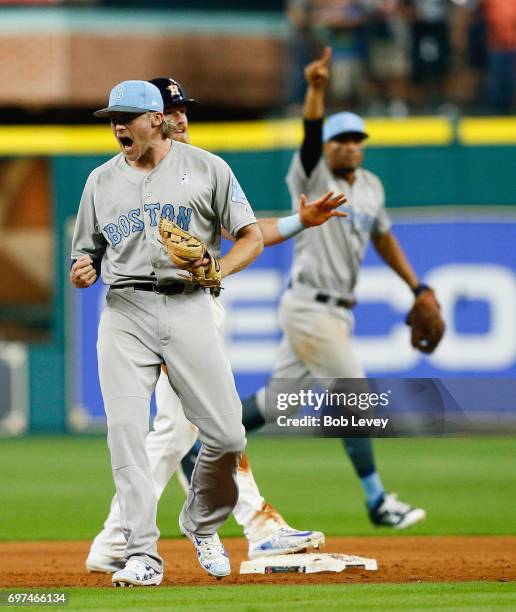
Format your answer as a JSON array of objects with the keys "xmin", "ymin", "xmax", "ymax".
[
  {"xmin": 372, "ymin": 231, "xmax": 419, "ymax": 290},
  {"xmin": 220, "ymin": 223, "xmax": 263, "ymax": 278},
  {"xmin": 256, "ymin": 218, "xmax": 285, "ymax": 246},
  {"xmin": 222, "ymin": 221, "xmax": 286, "ymax": 246}
]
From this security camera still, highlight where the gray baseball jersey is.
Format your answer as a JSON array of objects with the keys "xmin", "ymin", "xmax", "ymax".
[
  {"xmin": 286, "ymin": 153, "xmax": 391, "ymax": 300},
  {"xmin": 71, "ymin": 140, "xmax": 256, "ymax": 284}
]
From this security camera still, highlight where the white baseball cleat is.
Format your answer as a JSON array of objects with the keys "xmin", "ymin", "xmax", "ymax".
[
  {"xmin": 111, "ymin": 558, "xmax": 163, "ymax": 587},
  {"xmin": 368, "ymin": 493, "xmax": 426, "ymax": 530},
  {"xmin": 179, "ymin": 520, "xmax": 231, "ymax": 579},
  {"xmin": 248, "ymin": 527, "xmax": 325, "ymax": 559},
  {"xmin": 85, "ymin": 551, "xmax": 125, "ymax": 574}
]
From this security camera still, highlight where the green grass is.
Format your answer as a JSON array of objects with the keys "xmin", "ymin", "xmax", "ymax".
[
  {"xmin": 0, "ymin": 436, "xmax": 515, "ymax": 541},
  {"xmin": 2, "ymin": 583, "xmax": 516, "ymax": 611}
]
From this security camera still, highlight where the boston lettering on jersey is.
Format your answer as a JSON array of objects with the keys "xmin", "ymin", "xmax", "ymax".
[{"xmin": 103, "ymin": 204, "xmax": 193, "ymax": 247}]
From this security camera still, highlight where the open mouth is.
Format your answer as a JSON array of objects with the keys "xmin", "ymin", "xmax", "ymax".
[{"xmin": 119, "ymin": 136, "xmax": 134, "ymax": 151}]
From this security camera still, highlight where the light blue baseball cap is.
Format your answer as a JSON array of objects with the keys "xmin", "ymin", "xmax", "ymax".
[
  {"xmin": 94, "ymin": 80, "xmax": 164, "ymax": 117},
  {"xmin": 323, "ymin": 112, "xmax": 368, "ymax": 142}
]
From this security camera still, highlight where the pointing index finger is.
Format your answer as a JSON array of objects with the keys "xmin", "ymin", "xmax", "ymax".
[{"xmin": 320, "ymin": 46, "xmax": 332, "ymax": 66}]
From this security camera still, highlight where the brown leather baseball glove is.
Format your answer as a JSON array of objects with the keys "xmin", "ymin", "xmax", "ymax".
[
  {"xmin": 406, "ymin": 288, "xmax": 445, "ymax": 354},
  {"xmin": 158, "ymin": 218, "xmax": 222, "ymax": 289}
]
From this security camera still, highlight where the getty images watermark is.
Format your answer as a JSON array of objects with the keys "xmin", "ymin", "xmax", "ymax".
[
  {"xmin": 275, "ymin": 388, "xmax": 391, "ymax": 431},
  {"xmin": 265, "ymin": 378, "xmax": 516, "ymax": 437}
]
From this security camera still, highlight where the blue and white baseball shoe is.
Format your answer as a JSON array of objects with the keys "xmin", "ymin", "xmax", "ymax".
[
  {"xmin": 248, "ymin": 526, "xmax": 325, "ymax": 559},
  {"xmin": 179, "ymin": 520, "xmax": 231, "ymax": 579},
  {"xmin": 112, "ymin": 558, "xmax": 163, "ymax": 587},
  {"xmin": 369, "ymin": 493, "xmax": 426, "ymax": 530}
]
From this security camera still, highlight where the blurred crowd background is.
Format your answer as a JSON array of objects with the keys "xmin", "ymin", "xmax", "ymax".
[
  {"xmin": 0, "ymin": 0, "xmax": 514, "ymax": 122},
  {"xmin": 288, "ymin": 0, "xmax": 514, "ymax": 116}
]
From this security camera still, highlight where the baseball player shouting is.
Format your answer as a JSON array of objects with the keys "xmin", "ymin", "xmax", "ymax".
[
  {"xmin": 82, "ymin": 78, "xmax": 347, "ymax": 579},
  {"xmin": 71, "ymin": 79, "xmax": 267, "ymax": 586},
  {"xmin": 85, "ymin": 77, "xmax": 345, "ymax": 575},
  {"xmin": 210, "ymin": 47, "xmax": 444, "ymax": 529}
]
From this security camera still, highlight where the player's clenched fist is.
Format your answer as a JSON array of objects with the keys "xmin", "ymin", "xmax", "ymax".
[
  {"xmin": 304, "ymin": 46, "xmax": 332, "ymax": 89},
  {"xmin": 70, "ymin": 255, "xmax": 97, "ymax": 288}
]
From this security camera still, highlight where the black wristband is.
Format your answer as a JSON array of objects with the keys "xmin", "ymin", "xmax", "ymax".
[{"xmin": 412, "ymin": 283, "xmax": 430, "ymax": 297}]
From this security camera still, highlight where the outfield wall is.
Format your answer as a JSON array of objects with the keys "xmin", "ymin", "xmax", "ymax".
[
  {"xmin": 0, "ymin": 117, "xmax": 513, "ymax": 432},
  {"xmin": 66, "ymin": 217, "xmax": 516, "ymax": 430},
  {"xmin": 2, "ymin": 117, "xmax": 515, "ymax": 210}
]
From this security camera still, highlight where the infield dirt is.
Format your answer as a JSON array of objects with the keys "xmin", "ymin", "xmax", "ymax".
[{"xmin": 2, "ymin": 536, "xmax": 515, "ymax": 587}]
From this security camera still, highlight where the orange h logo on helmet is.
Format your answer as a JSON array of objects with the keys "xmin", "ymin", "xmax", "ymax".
[{"xmin": 167, "ymin": 82, "xmax": 180, "ymax": 97}]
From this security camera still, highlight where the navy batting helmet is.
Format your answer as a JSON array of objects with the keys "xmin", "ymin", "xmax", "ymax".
[{"xmin": 149, "ymin": 78, "xmax": 197, "ymax": 111}]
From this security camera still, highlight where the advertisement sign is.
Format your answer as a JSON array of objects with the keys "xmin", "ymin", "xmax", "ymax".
[{"xmin": 68, "ymin": 216, "xmax": 516, "ymax": 428}]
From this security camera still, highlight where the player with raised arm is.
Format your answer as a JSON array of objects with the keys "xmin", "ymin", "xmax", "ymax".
[{"xmin": 183, "ymin": 48, "xmax": 444, "ymax": 530}]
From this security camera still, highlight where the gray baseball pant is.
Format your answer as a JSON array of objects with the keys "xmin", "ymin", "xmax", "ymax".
[
  {"xmin": 97, "ymin": 286, "xmax": 246, "ymax": 572},
  {"xmin": 275, "ymin": 288, "xmax": 365, "ymax": 380}
]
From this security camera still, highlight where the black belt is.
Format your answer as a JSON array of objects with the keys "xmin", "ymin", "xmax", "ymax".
[
  {"xmin": 315, "ymin": 293, "xmax": 355, "ymax": 309},
  {"xmin": 112, "ymin": 282, "xmax": 221, "ymax": 297},
  {"xmin": 113, "ymin": 282, "xmax": 191, "ymax": 295},
  {"xmin": 288, "ymin": 281, "xmax": 355, "ymax": 309}
]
